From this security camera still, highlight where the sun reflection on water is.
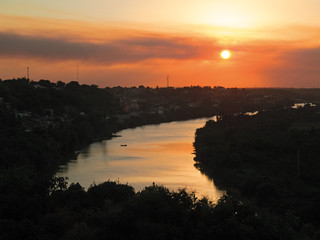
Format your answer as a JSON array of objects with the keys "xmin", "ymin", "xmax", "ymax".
[{"xmin": 57, "ymin": 117, "xmax": 225, "ymax": 201}]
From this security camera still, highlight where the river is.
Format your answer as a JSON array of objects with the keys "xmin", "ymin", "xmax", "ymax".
[{"xmin": 57, "ymin": 117, "xmax": 225, "ymax": 201}]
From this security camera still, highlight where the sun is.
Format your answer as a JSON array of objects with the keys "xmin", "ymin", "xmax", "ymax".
[{"xmin": 221, "ymin": 50, "xmax": 231, "ymax": 59}]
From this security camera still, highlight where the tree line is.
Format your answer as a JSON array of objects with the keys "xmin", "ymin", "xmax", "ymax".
[
  {"xmin": 194, "ymin": 105, "xmax": 320, "ymax": 239},
  {"xmin": 2, "ymin": 78, "xmax": 320, "ymax": 239}
]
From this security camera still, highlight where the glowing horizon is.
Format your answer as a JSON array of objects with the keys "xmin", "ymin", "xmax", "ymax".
[{"xmin": 1, "ymin": 1, "xmax": 320, "ymax": 88}]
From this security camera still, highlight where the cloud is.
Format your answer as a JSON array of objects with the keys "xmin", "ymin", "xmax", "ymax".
[
  {"xmin": 262, "ymin": 47, "xmax": 320, "ymax": 87},
  {"xmin": 0, "ymin": 32, "xmax": 218, "ymax": 65},
  {"xmin": 2, "ymin": 18, "xmax": 320, "ymax": 88}
]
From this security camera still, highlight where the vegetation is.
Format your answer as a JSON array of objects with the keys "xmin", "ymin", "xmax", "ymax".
[
  {"xmin": 2, "ymin": 178, "xmax": 312, "ymax": 240},
  {"xmin": 2, "ymin": 78, "xmax": 320, "ymax": 238},
  {"xmin": 194, "ymin": 105, "xmax": 320, "ymax": 238}
]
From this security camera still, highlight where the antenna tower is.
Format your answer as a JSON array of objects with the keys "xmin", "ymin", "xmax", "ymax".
[{"xmin": 27, "ymin": 66, "xmax": 29, "ymax": 80}]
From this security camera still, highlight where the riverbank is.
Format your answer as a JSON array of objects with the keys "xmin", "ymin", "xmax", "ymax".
[
  {"xmin": 3, "ymin": 79, "xmax": 320, "ymax": 238},
  {"xmin": 194, "ymin": 105, "xmax": 320, "ymax": 238},
  {"xmin": 56, "ymin": 117, "xmax": 225, "ymax": 200}
]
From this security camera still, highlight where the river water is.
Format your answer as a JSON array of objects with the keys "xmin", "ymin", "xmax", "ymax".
[{"xmin": 57, "ymin": 117, "xmax": 225, "ymax": 201}]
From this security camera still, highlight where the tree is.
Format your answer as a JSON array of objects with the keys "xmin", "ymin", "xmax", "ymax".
[{"xmin": 48, "ymin": 176, "xmax": 69, "ymax": 194}]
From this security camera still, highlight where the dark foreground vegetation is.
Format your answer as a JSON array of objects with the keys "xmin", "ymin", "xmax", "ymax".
[
  {"xmin": 3, "ymin": 178, "xmax": 311, "ymax": 240},
  {"xmin": 2, "ymin": 78, "xmax": 320, "ymax": 239},
  {"xmin": 194, "ymin": 104, "xmax": 320, "ymax": 239}
]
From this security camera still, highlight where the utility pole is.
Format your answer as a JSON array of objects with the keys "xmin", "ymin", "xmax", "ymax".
[
  {"xmin": 167, "ymin": 75, "xmax": 169, "ymax": 88},
  {"xmin": 77, "ymin": 64, "xmax": 79, "ymax": 82}
]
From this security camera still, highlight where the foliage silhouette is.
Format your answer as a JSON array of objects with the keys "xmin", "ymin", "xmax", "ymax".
[
  {"xmin": 194, "ymin": 106, "xmax": 320, "ymax": 237},
  {"xmin": 2, "ymin": 78, "xmax": 320, "ymax": 238}
]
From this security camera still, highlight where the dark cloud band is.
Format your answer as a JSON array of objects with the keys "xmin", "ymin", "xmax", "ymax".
[{"xmin": 0, "ymin": 32, "xmax": 216, "ymax": 64}]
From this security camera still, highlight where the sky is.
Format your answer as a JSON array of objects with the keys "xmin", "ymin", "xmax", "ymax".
[{"xmin": 1, "ymin": 0, "xmax": 320, "ymax": 88}]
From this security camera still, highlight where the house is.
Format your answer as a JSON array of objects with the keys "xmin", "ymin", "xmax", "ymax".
[
  {"xmin": 157, "ymin": 106, "xmax": 164, "ymax": 115},
  {"xmin": 15, "ymin": 111, "xmax": 32, "ymax": 118}
]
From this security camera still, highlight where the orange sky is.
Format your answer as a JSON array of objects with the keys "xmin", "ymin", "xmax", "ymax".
[{"xmin": 1, "ymin": 1, "xmax": 320, "ymax": 88}]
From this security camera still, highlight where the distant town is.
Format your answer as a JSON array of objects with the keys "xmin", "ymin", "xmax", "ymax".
[
  {"xmin": 2, "ymin": 78, "xmax": 320, "ymax": 239},
  {"xmin": 2, "ymin": 78, "xmax": 320, "ymax": 136}
]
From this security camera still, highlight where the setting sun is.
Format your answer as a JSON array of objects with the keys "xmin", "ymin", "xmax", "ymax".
[{"xmin": 220, "ymin": 50, "xmax": 231, "ymax": 59}]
